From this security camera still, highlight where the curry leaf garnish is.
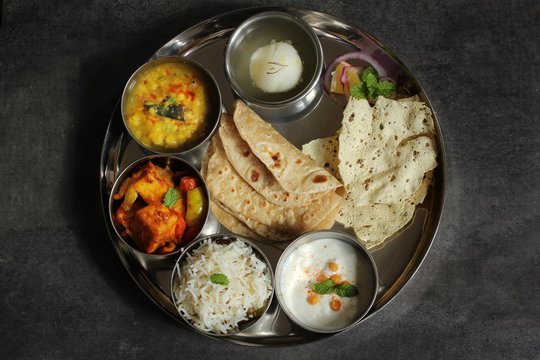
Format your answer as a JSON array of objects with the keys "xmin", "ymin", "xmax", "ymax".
[
  {"xmin": 163, "ymin": 188, "xmax": 180, "ymax": 208},
  {"xmin": 210, "ymin": 273, "xmax": 229, "ymax": 286},
  {"xmin": 144, "ymin": 96, "xmax": 184, "ymax": 121},
  {"xmin": 165, "ymin": 95, "xmax": 177, "ymax": 104},
  {"xmin": 350, "ymin": 66, "xmax": 396, "ymax": 101}
]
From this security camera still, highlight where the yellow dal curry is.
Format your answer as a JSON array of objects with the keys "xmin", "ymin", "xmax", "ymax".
[{"xmin": 124, "ymin": 62, "xmax": 210, "ymax": 152}]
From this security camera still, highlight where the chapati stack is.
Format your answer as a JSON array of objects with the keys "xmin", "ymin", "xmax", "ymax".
[
  {"xmin": 201, "ymin": 100, "xmax": 344, "ymax": 242},
  {"xmin": 302, "ymin": 96, "xmax": 438, "ymax": 249}
]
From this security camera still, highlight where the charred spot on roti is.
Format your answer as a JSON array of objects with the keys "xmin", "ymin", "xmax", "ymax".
[
  {"xmin": 282, "ymin": 192, "xmax": 290, "ymax": 202},
  {"xmin": 250, "ymin": 170, "xmax": 260, "ymax": 182},
  {"xmin": 313, "ymin": 175, "xmax": 328, "ymax": 183},
  {"xmin": 269, "ymin": 152, "xmax": 281, "ymax": 168},
  {"xmin": 243, "ymin": 150, "xmax": 250, "ymax": 157}
]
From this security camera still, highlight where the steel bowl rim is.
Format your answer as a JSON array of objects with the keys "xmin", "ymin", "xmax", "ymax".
[
  {"xmin": 224, "ymin": 10, "xmax": 324, "ymax": 108},
  {"xmin": 120, "ymin": 55, "xmax": 222, "ymax": 155},
  {"xmin": 274, "ymin": 230, "xmax": 379, "ymax": 334},
  {"xmin": 170, "ymin": 233, "xmax": 275, "ymax": 337},
  {"xmin": 107, "ymin": 154, "xmax": 210, "ymax": 257}
]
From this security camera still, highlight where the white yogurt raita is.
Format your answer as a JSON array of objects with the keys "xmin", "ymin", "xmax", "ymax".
[{"xmin": 279, "ymin": 237, "xmax": 364, "ymax": 332}]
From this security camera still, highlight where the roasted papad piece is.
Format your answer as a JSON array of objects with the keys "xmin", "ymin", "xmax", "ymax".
[
  {"xmin": 337, "ymin": 171, "xmax": 433, "ymax": 250},
  {"xmin": 301, "ymin": 96, "xmax": 438, "ymax": 249},
  {"xmin": 338, "ymin": 96, "xmax": 436, "ymax": 204},
  {"xmin": 302, "ymin": 134, "xmax": 341, "ymax": 181}
]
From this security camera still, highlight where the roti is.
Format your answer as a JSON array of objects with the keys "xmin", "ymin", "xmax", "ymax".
[
  {"xmin": 209, "ymin": 201, "xmax": 262, "ymax": 241},
  {"xmin": 219, "ymin": 113, "xmax": 324, "ymax": 206},
  {"xmin": 231, "ymin": 100, "xmax": 342, "ymax": 195},
  {"xmin": 205, "ymin": 135, "xmax": 343, "ymax": 236}
]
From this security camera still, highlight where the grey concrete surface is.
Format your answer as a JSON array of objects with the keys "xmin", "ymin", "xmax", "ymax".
[{"xmin": 1, "ymin": 0, "xmax": 539, "ymax": 359}]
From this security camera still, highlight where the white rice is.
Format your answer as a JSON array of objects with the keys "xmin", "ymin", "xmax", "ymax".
[{"xmin": 173, "ymin": 239, "xmax": 272, "ymax": 334}]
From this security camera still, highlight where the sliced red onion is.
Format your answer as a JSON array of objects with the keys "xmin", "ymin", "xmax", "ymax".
[
  {"xmin": 323, "ymin": 51, "xmax": 394, "ymax": 93},
  {"xmin": 339, "ymin": 65, "xmax": 351, "ymax": 87}
]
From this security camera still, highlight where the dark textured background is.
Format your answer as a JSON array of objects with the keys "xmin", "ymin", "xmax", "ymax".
[{"xmin": 1, "ymin": 1, "xmax": 539, "ymax": 359}]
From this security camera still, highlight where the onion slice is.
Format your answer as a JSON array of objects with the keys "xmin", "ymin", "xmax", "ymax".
[{"xmin": 323, "ymin": 51, "xmax": 394, "ymax": 93}]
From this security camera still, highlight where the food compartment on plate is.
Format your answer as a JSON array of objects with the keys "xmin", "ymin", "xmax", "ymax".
[
  {"xmin": 225, "ymin": 11, "xmax": 324, "ymax": 121},
  {"xmin": 171, "ymin": 234, "xmax": 274, "ymax": 336},
  {"xmin": 275, "ymin": 231, "xmax": 378, "ymax": 333},
  {"xmin": 109, "ymin": 155, "xmax": 209, "ymax": 255},
  {"xmin": 121, "ymin": 56, "xmax": 222, "ymax": 154}
]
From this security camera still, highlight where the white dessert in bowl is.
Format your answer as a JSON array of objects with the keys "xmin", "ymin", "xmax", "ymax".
[
  {"xmin": 249, "ymin": 40, "xmax": 303, "ymax": 93},
  {"xmin": 224, "ymin": 11, "xmax": 323, "ymax": 122}
]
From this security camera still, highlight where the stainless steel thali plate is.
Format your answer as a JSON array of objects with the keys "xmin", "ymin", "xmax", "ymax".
[{"xmin": 99, "ymin": 6, "xmax": 446, "ymax": 346}]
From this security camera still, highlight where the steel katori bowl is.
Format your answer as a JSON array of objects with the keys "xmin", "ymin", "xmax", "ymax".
[
  {"xmin": 121, "ymin": 56, "xmax": 222, "ymax": 164},
  {"xmin": 225, "ymin": 11, "xmax": 324, "ymax": 122},
  {"xmin": 170, "ymin": 234, "xmax": 275, "ymax": 336},
  {"xmin": 275, "ymin": 230, "xmax": 379, "ymax": 333},
  {"xmin": 108, "ymin": 155, "xmax": 210, "ymax": 257}
]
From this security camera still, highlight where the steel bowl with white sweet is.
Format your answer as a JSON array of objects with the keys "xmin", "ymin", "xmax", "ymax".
[{"xmin": 225, "ymin": 11, "xmax": 324, "ymax": 122}]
